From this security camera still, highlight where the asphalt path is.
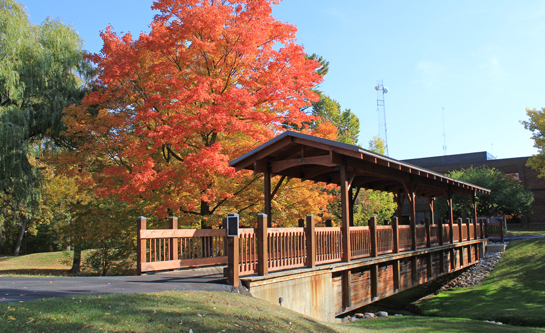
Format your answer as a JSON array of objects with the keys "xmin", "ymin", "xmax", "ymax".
[{"xmin": 0, "ymin": 267, "xmax": 231, "ymax": 303}]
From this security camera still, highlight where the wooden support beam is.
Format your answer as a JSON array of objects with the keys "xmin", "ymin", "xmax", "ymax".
[
  {"xmin": 392, "ymin": 217, "xmax": 399, "ymax": 253},
  {"xmin": 438, "ymin": 218, "xmax": 444, "ymax": 246},
  {"xmin": 137, "ymin": 216, "xmax": 147, "ymax": 276},
  {"xmin": 371, "ymin": 264, "xmax": 378, "ymax": 301},
  {"xmin": 425, "ymin": 217, "xmax": 431, "ymax": 248},
  {"xmin": 343, "ymin": 270, "xmax": 352, "ymax": 309},
  {"xmin": 271, "ymin": 155, "xmax": 335, "ymax": 173},
  {"xmin": 257, "ymin": 214, "xmax": 268, "ymax": 276},
  {"xmin": 427, "ymin": 253, "xmax": 433, "ymax": 279},
  {"xmin": 169, "ymin": 216, "xmax": 178, "ymax": 261},
  {"xmin": 446, "ymin": 187, "xmax": 454, "ymax": 244},
  {"xmin": 370, "ymin": 216, "xmax": 377, "ymax": 257},
  {"xmin": 306, "ymin": 215, "xmax": 316, "ymax": 268},
  {"xmin": 458, "ymin": 218, "xmax": 463, "ymax": 243},
  {"xmin": 341, "ymin": 161, "xmax": 351, "ymax": 262},
  {"xmin": 465, "ymin": 218, "xmax": 471, "ymax": 241},
  {"xmin": 270, "ymin": 175, "xmax": 286, "ymax": 199},
  {"xmin": 409, "ymin": 182, "xmax": 417, "ymax": 251},
  {"xmin": 264, "ymin": 163, "xmax": 272, "ymax": 227},
  {"xmin": 428, "ymin": 197, "xmax": 436, "ymax": 225},
  {"xmin": 411, "ymin": 256, "xmax": 418, "ymax": 286},
  {"xmin": 450, "ymin": 248, "xmax": 456, "ymax": 272},
  {"xmin": 439, "ymin": 250, "xmax": 444, "ymax": 274},
  {"xmin": 471, "ymin": 192, "xmax": 478, "ymax": 239},
  {"xmin": 393, "ymin": 260, "xmax": 400, "ymax": 292}
]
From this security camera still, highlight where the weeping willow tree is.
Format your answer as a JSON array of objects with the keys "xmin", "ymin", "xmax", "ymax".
[{"xmin": 0, "ymin": 0, "xmax": 91, "ymax": 255}]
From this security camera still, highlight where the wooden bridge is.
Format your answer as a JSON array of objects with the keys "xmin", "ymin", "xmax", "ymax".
[{"xmin": 137, "ymin": 132, "xmax": 495, "ymax": 321}]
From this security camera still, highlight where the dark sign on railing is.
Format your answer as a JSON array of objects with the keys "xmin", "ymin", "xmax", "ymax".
[{"xmin": 227, "ymin": 212, "xmax": 240, "ymax": 237}]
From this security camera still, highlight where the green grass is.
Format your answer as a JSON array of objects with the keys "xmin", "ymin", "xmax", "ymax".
[
  {"xmin": 506, "ymin": 228, "xmax": 545, "ymax": 237},
  {"xmin": 417, "ymin": 239, "xmax": 545, "ymax": 327},
  {"xmin": 0, "ymin": 250, "xmax": 110, "ymax": 277},
  {"xmin": 1, "ymin": 291, "xmax": 542, "ymax": 333}
]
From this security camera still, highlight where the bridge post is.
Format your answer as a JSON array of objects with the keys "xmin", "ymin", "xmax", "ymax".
[
  {"xmin": 369, "ymin": 216, "xmax": 377, "ymax": 257},
  {"xmin": 227, "ymin": 236, "xmax": 240, "ymax": 288},
  {"xmin": 465, "ymin": 218, "xmax": 471, "ymax": 241},
  {"xmin": 458, "ymin": 218, "xmax": 463, "ymax": 243},
  {"xmin": 306, "ymin": 215, "xmax": 316, "ymax": 268},
  {"xmin": 438, "ymin": 218, "xmax": 444, "ymax": 246},
  {"xmin": 298, "ymin": 218, "xmax": 304, "ymax": 227},
  {"xmin": 340, "ymin": 162, "xmax": 351, "ymax": 262},
  {"xmin": 425, "ymin": 217, "xmax": 431, "ymax": 248},
  {"xmin": 392, "ymin": 217, "xmax": 399, "ymax": 253},
  {"xmin": 449, "ymin": 218, "xmax": 454, "ymax": 244},
  {"xmin": 257, "ymin": 213, "xmax": 268, "ymax": 276},
  {"xmin": 169, "ymin": 216, "xmax": 178, "ymax": 261},
  {"xmin": 137, "ymin": 216, "xmax": 147, "ymax": 276},
  {"xmin": 325, "ymin": 219, "xmax": 332, "ymax": 227}
]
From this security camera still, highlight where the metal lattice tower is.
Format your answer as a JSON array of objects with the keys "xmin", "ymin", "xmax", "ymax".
[{"xmin": 375, "ymin": 80, "xmax": 389, "ymax": 156}]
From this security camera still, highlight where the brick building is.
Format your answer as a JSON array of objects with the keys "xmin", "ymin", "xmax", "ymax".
[{"xmin": 400, "ymin": 152, "xmax": 545, "ymax": 228}]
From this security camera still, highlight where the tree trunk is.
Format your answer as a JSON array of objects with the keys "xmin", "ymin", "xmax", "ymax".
[
  {"xmin": 70, "ymin": 242, "xmax": 82, "ymax": 273},
  {"xmin": 13, "ymin": 214, "xmax": 27, "ymax": 256},
  {"xmin": 200, "ymin": 200, "xmax": 211, "ymax": 229}
]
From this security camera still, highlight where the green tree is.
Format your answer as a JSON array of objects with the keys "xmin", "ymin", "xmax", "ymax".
[
  {"xmin": 522, "ymin": 107, "xmax": 545, "ymax": 178},
  {"xmin": 354, "ymin": 136, "xmax": 396, "ymax": 224},
  {"xmin": 0, "ymin": 0, "xmax": 90, "ymax": 255},
  {"xmin": 308, "ymin": 91, "xmax": 360, "ymax": 145},
  {"xmin": 436, "ymin": 166, "xmax": 533, "ymax": 220}
]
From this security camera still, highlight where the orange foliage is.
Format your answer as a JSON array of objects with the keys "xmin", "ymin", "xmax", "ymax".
[{"xmin": 57, "ymin": 0, "xmax": 335, "ymax": 226}]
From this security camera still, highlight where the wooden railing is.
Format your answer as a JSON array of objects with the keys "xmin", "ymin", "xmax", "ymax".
[
  {"xmin": 317, "ymin": 227, "xmax": 342, "ymax": 264},
  {"xmin": 137, "ymin": 215, "xmax": 496, "ymax": 282},
  {"xmin": 137, "ymin": 217, "xmax": 227, "ymax": 274},
  {"xmin": 268, "ymin": 227, "xmax": 306, "ymax": 272},
  {"xmin": 351, "ymin": 226, "xmax": 370, "ymax": 259}
]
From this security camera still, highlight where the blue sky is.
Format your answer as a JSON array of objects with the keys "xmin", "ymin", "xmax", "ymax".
[{"xmin": 20, "ymin": 0, "xmax": 545, "ymax": 160}]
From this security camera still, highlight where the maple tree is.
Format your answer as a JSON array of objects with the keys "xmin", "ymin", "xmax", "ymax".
[{"xmin": 59, "ymin": 0, "xmax": 332, "ymax": 228}]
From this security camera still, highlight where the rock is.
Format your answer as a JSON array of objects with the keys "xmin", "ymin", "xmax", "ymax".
[
  {"xmin": 394, "ymin": 314, "xmax": 402, "ymax": 316},
  {"xmin": 342, "ymin": 316, "xmax": 351, "ymax": 323},
  {"xmin": 354, "ymin": 313, "xmax": 365, "ymax": 319},
  {"xmin": 350, "ymin": 317, "xmax": 358, "ymax": 322},
  {"xmin": 364, "ymin": 312, "xmax": 375, "ymax": 318},
  {"xmin": 375, "ymin": 311, "xmax": 388, "ymax": 317}
]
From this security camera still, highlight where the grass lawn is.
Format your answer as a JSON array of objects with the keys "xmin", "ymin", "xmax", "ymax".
[
  {"xmin": 1, "ymin": 291, "xmax": 542, "ymax": 333},
  {"xmin": 506, "ymin": 228, "xmax": 545, "ymax": 237},
  {"xmin": 417, "ymin": 239, "xmax": 545, "ymax": 327},
  {"xmin": 0, "ymin": 250, "xmax": 117, "ymax": 277}
]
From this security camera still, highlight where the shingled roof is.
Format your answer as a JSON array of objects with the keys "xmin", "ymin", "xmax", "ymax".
[{"xmin": 230, "ymin": 131, "xmax": 490, "ymax": 198}]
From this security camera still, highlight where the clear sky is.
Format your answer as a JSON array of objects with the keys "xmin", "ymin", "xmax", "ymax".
[{"xmin": 19, "ymin": 0, "xmax": 545, "ymax": 160}]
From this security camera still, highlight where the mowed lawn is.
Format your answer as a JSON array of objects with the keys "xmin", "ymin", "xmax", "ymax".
[
  {"xmin": 0, "ymin": 291, "xmax": 542, "ymax": 333},
  {"xmin": 417, "ymin": 239, "xmax": 545, "ymax": 327},
  {"xmin": 0, "ymin": 250, "xmax": 114, "ymax": 276}
]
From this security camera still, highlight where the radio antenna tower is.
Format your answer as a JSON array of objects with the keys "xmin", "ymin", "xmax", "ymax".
[
  {"xmin": 375, "ymin": 80, "xmax": 389, "ymax": 156},
  {"xmin": 442, "ymin": 107, "xmax": 447, "ymax": 156}
]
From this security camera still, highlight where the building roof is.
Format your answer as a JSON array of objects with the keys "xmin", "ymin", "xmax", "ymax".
[{"xmin": 230, "ymin": 131, "xmax": 490, "ymax": 197}]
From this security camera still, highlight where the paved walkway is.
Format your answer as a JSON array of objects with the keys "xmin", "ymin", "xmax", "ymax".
[{"xmin": 0, "ymin": 266, "xmax": 231, "ymax": 303}]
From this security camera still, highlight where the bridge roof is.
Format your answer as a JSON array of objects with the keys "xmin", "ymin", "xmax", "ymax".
[{"xmin": 230, "ymin": 131, "xmax": 490, "ymax": 198}]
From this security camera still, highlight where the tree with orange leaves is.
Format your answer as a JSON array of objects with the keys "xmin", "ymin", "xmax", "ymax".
[{"xmin": 58, "ymin": 0, "xmax": 333, "ymax": 228}]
